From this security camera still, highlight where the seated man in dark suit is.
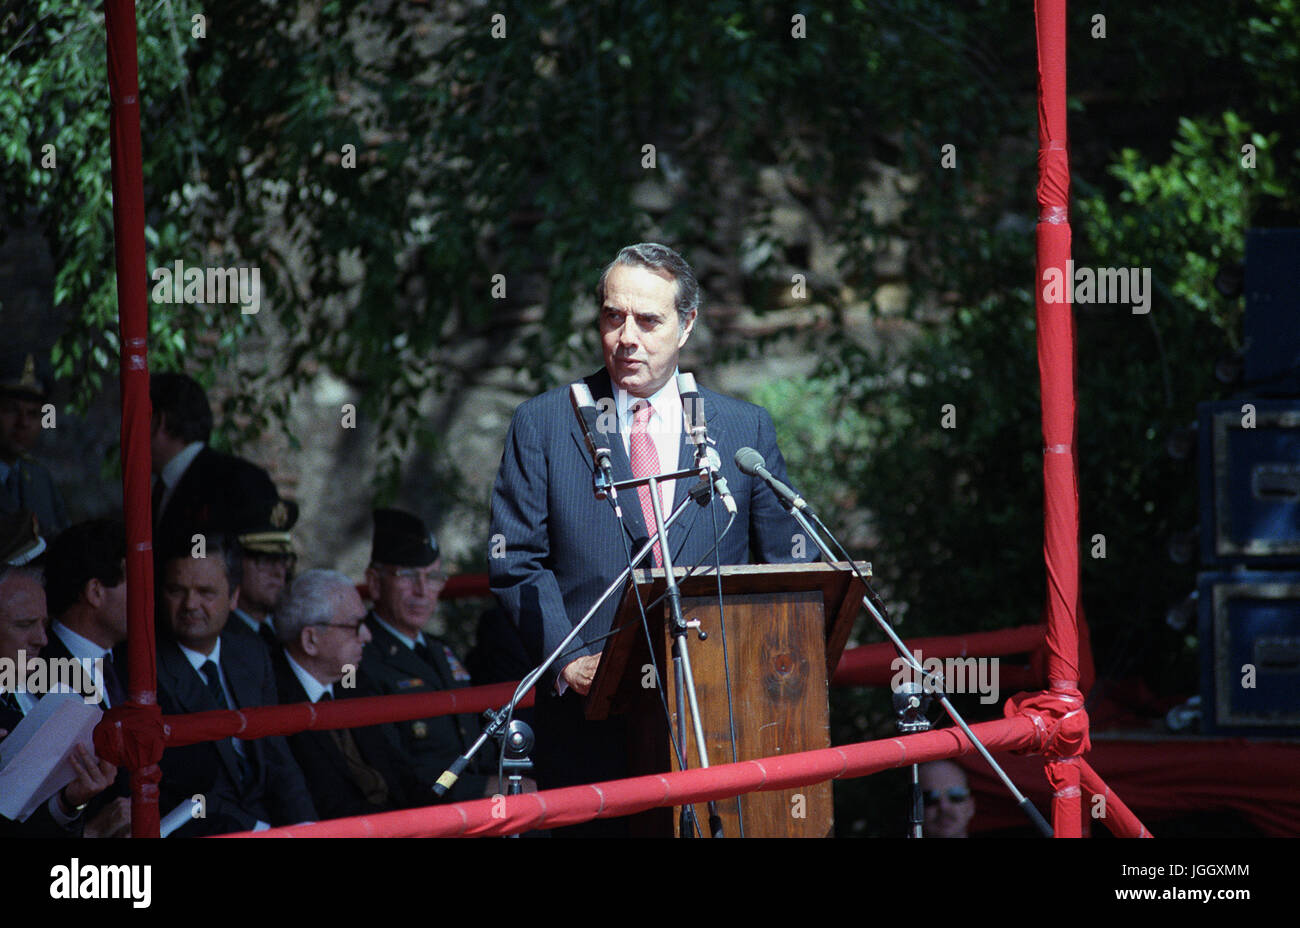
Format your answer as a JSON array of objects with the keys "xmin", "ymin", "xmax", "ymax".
[
  {"xmin": 43, "ymin": 519, "xmax": 129, "ymax": 709},
  {"xmin": 154, "ymin": 533, "xmax": 316, "ymax": 836},
  {"xmin": 149, "ymin": 371, "xmax": 279, "ymax": 552},
  {"xmin": 358, "ymin": 509, "xmax": 522, "ymax": 800},
  {"xmin": 42, "ymin": 519, "xmax": 133, "ymax": 837},
  {"xmin": 0, "ymin": 566, "xmax": 117, "ymax": 837},
  {"xmin": 228, "ymin": 495, "xmax": 299, "ymax": 654},
  {"xmin": 273, "ymin": 569, "xmax": 431, "ymax": 819}
]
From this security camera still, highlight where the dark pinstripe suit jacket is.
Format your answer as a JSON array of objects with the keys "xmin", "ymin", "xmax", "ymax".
[{"xmin": 489, "ymin": 367, "xmax": 810, "ymax": 684}]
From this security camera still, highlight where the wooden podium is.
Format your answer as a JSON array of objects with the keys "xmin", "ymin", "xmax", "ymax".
[{"xmin": 586, "ymin": 561, "xmax": 868, "ymax": 837}]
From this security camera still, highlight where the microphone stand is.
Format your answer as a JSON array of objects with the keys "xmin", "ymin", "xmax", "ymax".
[
  {"xmin": 894, "ymin": 682, "xmax": 932, "ymax": 838},
  {"xmin": 627, "ymin": 465, "xmax": 725, "ymax": 838},
  {"xmin": 772, "ymin": 494, "xmax": 1054, "ymax": 838},
  {"xmin": 430, "ymin": 483, "xmax": 701, "ymax": 802}
]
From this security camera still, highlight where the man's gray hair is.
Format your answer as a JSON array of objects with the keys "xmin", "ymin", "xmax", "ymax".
[
  {"xmin": 596, "ymin": 242, "xmax": 701, "ymax": 325},
  {"xmin": 276, "ymin": 569, "xmax": 359, "ymax": 648}
]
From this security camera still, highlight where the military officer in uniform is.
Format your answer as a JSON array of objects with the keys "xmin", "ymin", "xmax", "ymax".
[
  {"xmin": 228, "ymin": 494, "xmax": 299, "ymax": 654},
  {"xmin": 0, "ymin": 354, "xmax": 69, "ymax": 540},
  {"xmin": 358, "ymin": 509, "xmax": 528, "ymax": 800}
]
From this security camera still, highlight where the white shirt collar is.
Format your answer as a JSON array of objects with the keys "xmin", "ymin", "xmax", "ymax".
[
  {"xmin": 614, "ymin": 369, "xmax": 683, "ymax": 435},
  {"xmin": 178, "ymin": 637, "xmax": 221, "ymax": 672},
  {"xmin": 50, "ymin": 622, "xmax": 112, "ymax": 661},
  {"xmin": 371, "ymin": 613, "xmax": 425, "ymax": 652},
  {"xmin": 161, "ymin": 441, "xmax": 205, "ymax": 489},
  {"xmin": 284, "ymin": 652, "xmax": 332, "ymax": 703}
]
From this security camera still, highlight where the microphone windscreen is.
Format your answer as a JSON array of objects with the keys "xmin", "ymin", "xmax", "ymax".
[{"xmin": 734, "ymin": 447, "xmax": 766, "ymax": 476}]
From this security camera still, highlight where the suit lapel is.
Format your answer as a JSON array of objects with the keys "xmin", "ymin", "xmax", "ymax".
[
  {"xmin": 159, "ymin": 642, "xmax": 245, "ymax": 787},
  {"xmin": 670, "ymin": 385, "xmax": 725, "ymax": 564},
  {"xmin": 221, "ymin": 633, "xmax": 258, "ymax": 711},
  {"xmin": 366, "ymin": 616, "xmax": 441, "ymax": 684},
  {"xmin": 578, "ymin": 370, "xmax": 649, "ymax": 548},
  {"xmin": 275, "ymin": 657, "xmax": 352, "ymax": 785}
]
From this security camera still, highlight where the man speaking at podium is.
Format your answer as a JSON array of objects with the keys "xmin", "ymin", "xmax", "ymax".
[{"xmin": 489, "ymin": 243, "xmax": 812, "ymax": 823}]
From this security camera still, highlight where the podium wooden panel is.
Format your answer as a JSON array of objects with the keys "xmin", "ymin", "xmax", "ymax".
[{"xmin": 586, "ymin": 562, "xmax": 868, "ymax": 838}]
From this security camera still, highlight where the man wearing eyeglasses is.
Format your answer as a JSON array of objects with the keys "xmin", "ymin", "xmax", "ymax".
[
  {"xmin": 918, "ymin": 759, "xmax": 976, "ymax": 838},
  {"xmin": 358, "ymin": 508, "xmax": 501, "ymax": 800},
  {"xmin": 274, "ymin": 569, "xmax": 428, "ymax": 819}
]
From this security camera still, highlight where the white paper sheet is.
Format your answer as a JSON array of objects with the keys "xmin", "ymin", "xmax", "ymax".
[{"xmin": 0, "ymin": 691, "xmax": 103, "ymax": 821}]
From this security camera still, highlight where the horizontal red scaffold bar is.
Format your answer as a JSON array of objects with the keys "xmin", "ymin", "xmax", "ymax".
[
  {"xmin": 222, "ymin": 716, "xmax": 1040, "ymax": 838},
  {"xmin": 159, "ymin": 628, "xmax": 1044, "ymax": 746},
  {"xmin": 831, "ymin": 625, "xmax": 1046, "ymax": 686},
  {"xmin": 162, "ymin": 681, "xmax": 532, "ymax": 746}
]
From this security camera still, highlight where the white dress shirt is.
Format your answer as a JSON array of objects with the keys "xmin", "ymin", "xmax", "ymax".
[
  {"xmin": 284, "ymin": 652, "xmax": 332, "ymax": 703},
  {"xmin": 50, "ymin": 622, "xmax": 115, "ymax": 708}
]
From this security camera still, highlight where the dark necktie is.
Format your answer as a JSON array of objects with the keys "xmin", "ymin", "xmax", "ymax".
[
  {"xmin": 258, "ymin": 622, "xmax": 278, "ymax": 651},
  {"xmin": 629, "ymin": 400, "xmax": 664, "ymax": 565},
  {"xmin": 200, "ymin": 660, "xmax": 229, "ymax": 709},
  {"xmin": 413, "ymin": 639, "xmax": 438, "ymax": 671},
  {"xmin": 321, "ymin": 691, "xmax": 390, "ymax": 807},
  {"xmin": 2, "ymin": 463, "xmax": 19, "ymax": 508},
  {"xmin": 200, "ymin": 660, "xmax": 254, "ymax": 785}
]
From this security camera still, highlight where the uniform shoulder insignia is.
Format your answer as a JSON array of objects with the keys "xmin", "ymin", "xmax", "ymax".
[{"xmin": 395, "ymin": 677, "xmax": 426, "ymax": 690}]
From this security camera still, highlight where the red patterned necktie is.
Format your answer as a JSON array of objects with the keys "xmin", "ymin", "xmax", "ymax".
[{"xmin": 629, "ymin": 400, "xmax": 663, "ymax": 566}]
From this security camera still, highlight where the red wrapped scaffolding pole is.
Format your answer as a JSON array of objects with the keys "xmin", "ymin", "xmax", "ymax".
[{"xmin": 104, "ymin": 0, "xmax": 164, "ymax": 838}]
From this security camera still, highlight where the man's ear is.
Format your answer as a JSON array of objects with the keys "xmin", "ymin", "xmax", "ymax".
[
  {"xmin": 677, "ymin": 309, "xmax": 697, "ymax": 347},
  {"xmin": 84, "ymin": 577, "xmax": 105, "ymax": 609},
  {"xmin": 300, "ymin": 626, "xmax": 318, "ymax": 657},
  {"xmin": 229, "ymin": 584, "xmax": 241, "ymax": 613},
  {"xmin": 364, "ymin": 567, "xmax": 381, "ymax": 603}
]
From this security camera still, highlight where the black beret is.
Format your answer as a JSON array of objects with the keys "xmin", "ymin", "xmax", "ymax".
[{"xmin": 371, "ymin": 508, "xmax": 439, "ymax": 567}]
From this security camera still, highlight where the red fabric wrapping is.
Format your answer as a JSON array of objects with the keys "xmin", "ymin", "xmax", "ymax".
[
  {"xmin": 105, "ymin": 0, "xmax": 160, "ymax": 840},
  {"xmin": 1004, "ymin": 688, "xmax": 1090, "ymax": 758},
  {"xmin": 226, "ymin": 717, "xmax": 1041, "ymax": 838},
  {"xmin": 960, "ymin": 738, "xmax": 1300, "ymax": 836},
  {"xmin": 95, "ymin": 702, "xmax": 166, "ymax": 768},
  {"xmin": 1029, "ymin": 602, "xmax": 1097, "ymax": 698},
  {"xmin": 1078, "ymin": 758, "xmax": 1152, "ymax": 838},
  {"xmin": 1033, "ymin": 0, "xmax": 1080, "ymax": 695},
  {"xmin": 831, "ymin": 625, "xmax": 1046, "ymax": 686},
  {"xmin": 1046, "ymin": 756, "xmax": 1084, "ymax": 838},
  {"xmin": 163, "ymin": 681, "xmax": 533, "ymax": 745}
]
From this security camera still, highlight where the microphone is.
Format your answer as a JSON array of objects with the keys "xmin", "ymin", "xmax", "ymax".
[
  {"xmin": 570, "ymin": 383, "xmax": 613, "ymax": 496},
  {"xmin": 676, "ymin": 372, "xmax": 708, "ymax": 456},
  {"xmin": 699, "ymin": 447, "xmax": 737, "ymax": 515},
  {"xmin": 734, "ymin": 447, "xmax": 809, "ymax": 512},
  {"xmin": 678, "ymin": 373, "xmax": 735, "ymax": 515}
]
